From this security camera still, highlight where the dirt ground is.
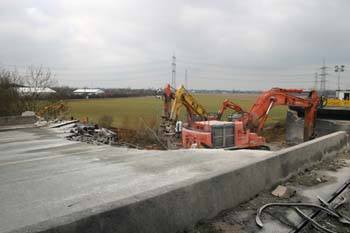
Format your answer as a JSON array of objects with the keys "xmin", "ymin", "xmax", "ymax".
[{"xmin": 184, "ymin": 151, "xmax": 350, "ymax": 233}]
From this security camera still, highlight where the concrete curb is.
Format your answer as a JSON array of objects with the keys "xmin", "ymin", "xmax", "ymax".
[
  {"xmin": 0, "ymin": 115, "xmax": 37, "ymax": 126},
  {"xmin": 8, "ymin": 131, "xmax": 348, "ymax": 233},
  {"xmin": 0, "ymin": 124, "xmax": 37, "ymax": 132}
]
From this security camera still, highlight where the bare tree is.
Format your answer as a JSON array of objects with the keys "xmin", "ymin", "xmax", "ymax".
[
  {"xmin": 20, "ymin": 65, "xmax": 57, "ymax": 111},
  {"xmin": 0, "ymin": 65, "xmax": 57, "ymax": 116}
]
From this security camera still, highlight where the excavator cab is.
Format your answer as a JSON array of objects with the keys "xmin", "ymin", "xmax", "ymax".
[
  {"xmin": 227, "ymin": 112, "xmax": 245, "ymax": 121},
  {"xmin": 182, "ymin": 120, "xmax": 236, "ymax": 149}
]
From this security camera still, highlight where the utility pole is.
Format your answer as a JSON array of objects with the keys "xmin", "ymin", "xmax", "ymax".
[
  {"xmin": 319, "ymin": 59, "xmax": 329, "ymax": 95},
  {"xmin": 314, "ymin": 72, "xmax": 318, "ymax": 90},
  {"xmin": 171, "ymin": 54, "xmax": 176, "ymax": 87},
  {"xmin": 185, "ymin": 69, "xmax": 188, "ymax": 89},
  {"xmin": 334, "ymin": 65, "xmax": 345, "ymax": 90}
]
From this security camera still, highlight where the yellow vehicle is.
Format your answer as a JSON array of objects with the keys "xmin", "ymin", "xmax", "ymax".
[
  {"xmin": 322, "ymin": 90, "xmax": 350, "ymax": 107},
  {"xmin": 36, "ymin": 101, "xmax": 69, "ymax": 119}
]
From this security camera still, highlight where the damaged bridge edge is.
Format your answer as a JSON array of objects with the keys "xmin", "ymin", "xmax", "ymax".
[{"xmin": 7, "ymin": 131, "xmax": 349, "ymax": 233}]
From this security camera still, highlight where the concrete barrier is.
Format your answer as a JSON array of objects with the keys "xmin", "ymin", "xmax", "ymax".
[
  {"xmin": 0, "ymin": 115, "xmax": 37, "ymax": 126},
  {"xmin": 16, "ymin": 131, "xmax": 347, "ymax": 233}
]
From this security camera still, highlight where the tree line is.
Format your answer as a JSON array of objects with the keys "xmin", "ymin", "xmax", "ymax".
[{"xmin": 0, "ymin": 67, "xmax": 157, "ymax": 116}]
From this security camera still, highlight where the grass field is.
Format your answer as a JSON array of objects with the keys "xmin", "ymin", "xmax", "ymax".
[{"xmin": 67, "ymin": 94, "xmax": 287, "ymax": 129}]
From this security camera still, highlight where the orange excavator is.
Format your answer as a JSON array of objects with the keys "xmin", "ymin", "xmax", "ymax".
[
  {"xmin": 182, "ymin": 88, "xmax": 319, "ymax": 149},
  {"xmin": 216, "ymin": 99, "xmax": 245, "ymax": 121},
  {"xmin": 161, "ymin": 84, "xmax": 320, "ymax": 150}
]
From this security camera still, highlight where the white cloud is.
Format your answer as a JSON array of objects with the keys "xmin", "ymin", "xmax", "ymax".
[{"xmin": 0, "ymin": 0, "xmax": 350, "ymax": 89}]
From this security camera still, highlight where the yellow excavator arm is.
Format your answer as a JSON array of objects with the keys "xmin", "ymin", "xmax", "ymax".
[
  {"xmin": 169, "ymin": 84, "xmax": 208, "ymax": 122},
  {"xmin": 36, "ymin": 101, "xmax": 69, "ymax": 119}
]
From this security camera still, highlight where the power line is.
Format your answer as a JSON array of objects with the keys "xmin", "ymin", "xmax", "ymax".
[
  {"xmin": 314, "ymin": 72, "xmax": 318, "ymax": 90},
  {"xmin": 0, "ymin": 60, "xmax": 170, "ymax": 71},
  {"xmin": 319, "ymin": 59, "xmax": 329, "ymax": 94}
]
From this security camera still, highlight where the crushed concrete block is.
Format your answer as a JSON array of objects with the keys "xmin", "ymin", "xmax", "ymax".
[
  {"xmin": 35, "ymin": 120, "xmax": 48, "ymax": 127},
  {"xmin": 21, "ymin": 111, "xmax": 36, "ymax": 117},
  {"xmin": 271, "ymin": 185, "xmax": 296, "ymax": 198}
]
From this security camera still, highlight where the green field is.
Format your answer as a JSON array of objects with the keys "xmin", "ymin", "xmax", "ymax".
[{"xmin": 67, "ymin": 94, "xmax": 287, "ymax": 129}]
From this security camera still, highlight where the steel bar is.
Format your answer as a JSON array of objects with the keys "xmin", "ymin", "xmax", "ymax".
[
  {"xmin": 291, "ymin": 178, "xmax": 350, "ymax": 233},
  {"xmin": 256, "ymin": 202, "xmax": 340, "ymax": 227},
  {"xmin": 294, "ymin": 207, "xmax": 336, "ymax": 233}
]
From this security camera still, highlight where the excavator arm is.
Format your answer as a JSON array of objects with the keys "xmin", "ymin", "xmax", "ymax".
[
  {"xmin": 216, "ymin": 99, "xmax": 245, "ymax": 120},
  {"xmin": 162, "ymin": 83, "xmax": 174, "ymax": 120},
  {"xmin": 169, "ymin": 84, "xmax": 208, "ymax": 123},
  {"xmin": 36, "ymin": 100, "xmax": 69, "ymax": 119},
  {"xmin": 245, "ymin": 88, "xmax": 319, "ymax": 141},
  {"xmin": 160, "ymin": 84, "xmax": 210, "ymax": 148}
]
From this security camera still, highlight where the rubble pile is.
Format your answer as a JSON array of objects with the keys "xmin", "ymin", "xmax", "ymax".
[{"xmin": 66, "ymin": 123, "xmax": 117, "ymax": 145}]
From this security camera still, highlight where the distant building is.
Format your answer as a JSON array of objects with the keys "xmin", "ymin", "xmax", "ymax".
[
  {"xmin": 73, "ymin": 88, "xmax": 105, "ymax": 96},
  {"xmin": 17, "ymin": 87, "xmax": 56, "ymax": 95},
  {"xmin": 335, "ymin": 90, "xmax": 350, "ymax": 100}
]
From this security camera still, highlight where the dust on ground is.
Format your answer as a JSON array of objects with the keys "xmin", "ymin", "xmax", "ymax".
[
  {"xmin": 184, "ymin": 150, "xmax": 350, "ymax": 233},
  {"xmin": 261, "ymin": 122, "xmax": 286, "ymax": 142},
  {"xmin": 262, "ymin": 122, "xmax": 290, "ymax": 151},
  {"xmin": 110, "ymin": 127, "xmax": 165, "ymax": 150}
]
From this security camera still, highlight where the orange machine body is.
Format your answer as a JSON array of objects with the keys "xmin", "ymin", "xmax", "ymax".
[{"xmin": 182, "ymin": 120, "xmax": 265, "ymax": 149}]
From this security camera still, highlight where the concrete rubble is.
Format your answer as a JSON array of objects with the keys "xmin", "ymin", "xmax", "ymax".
[
  {"xmin": 271, "ymin": 185, "xmax": 296, "ymax": 199},
  {"xmin": 33, "ymin": 118, "xmax": 118, "ymax": 145},
  {"xmin": 66, "ymin": 123, "xmax": 117, "ymax": 145}
]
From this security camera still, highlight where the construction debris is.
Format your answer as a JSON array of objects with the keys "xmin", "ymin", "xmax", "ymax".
[
  {"xmin": 271, "ymin": 185, "xmax": 296, "ymax": 199},
  {"xmin": 66, "ymin": 123, "xmax": 117, "ymax": 145},
  {"xmin": 257, "ymin": 178, "xmax": 350, "ymax": 233},
  {"xmin": 50, "ymin": 120, "xmax": 79, "ymax": 128},
  {"xmin": 256, "ymin": 200, "xmax": 350, "ymax": 232}
]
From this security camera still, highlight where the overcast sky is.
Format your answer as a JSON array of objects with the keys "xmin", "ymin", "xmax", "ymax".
[{"xmin": 1, "ymin": 0, "xmax": 350, "ymax": 90}]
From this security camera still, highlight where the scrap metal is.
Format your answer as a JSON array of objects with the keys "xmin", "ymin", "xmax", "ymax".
[{"xmin": 256, "ymin": 179, "xmax": 350, "ymax": 233}]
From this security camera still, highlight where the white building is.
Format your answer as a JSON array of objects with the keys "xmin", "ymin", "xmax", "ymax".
[
  {"xmin": 73, "ymin": 88, "xmax": 105, "ymax": 96},
  {"xmin": 335, "ymin": 90, "xmax": 350, "ymax": 100},
  {"xmin": 17, "ymin": 87, "xmax": 56, "ymax": 95}
]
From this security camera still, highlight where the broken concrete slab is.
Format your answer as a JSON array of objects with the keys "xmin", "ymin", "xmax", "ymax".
[
  {"xmin": 49, "ymin": 120, "xmax": 79, "ymax": 128},
  {"xmin": 0, "ymin": 128, "xmax": 347, "ymax": 233},
  {"xmin": 286, "ymin": 109, "xmax": 350, "ymax": 144}
]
